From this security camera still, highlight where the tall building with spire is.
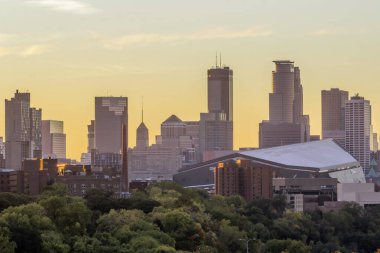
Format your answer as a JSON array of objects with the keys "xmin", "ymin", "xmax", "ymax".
[
  {"xmin": 260, "ymin": 61, "xmax": 310, "ymax": 148},
  {"xmin": 136, "ymin": 105, "xmax": 149, "ymax": 149}
]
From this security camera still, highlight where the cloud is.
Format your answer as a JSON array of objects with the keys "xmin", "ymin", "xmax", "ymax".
[
  {"xmin": 0, "ymin": 33, "xmax": 15, "ymax": 43},
  {"xmin": 100, "ymin": 26, "xmax": 272, "ymax": 49},
  {"xmin": 0, "ymin": 47, "xmax": 15, "ymax": 56},
  {"xmin": 308, "ymin": 29, "xmax": 337, "ymax": 37},
  {"xmin": 26, "ymin": 0, "xmax": 98, "ymax": 15},
  {"xmin": 18, "ymin": 44, "xmax": 51, "ymax": 56},
  {"xmin": 0, "ymin": 44, "xmax": 51, "ymax": 57}
]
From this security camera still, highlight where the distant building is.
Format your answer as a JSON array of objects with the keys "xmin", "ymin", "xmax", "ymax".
[
  {"xmin": 345, "ymin": 95, "xmax": 371, "ymax": 168},
  {"xmin": 87, "ymin": 120, "xmax": 95, "ymax": 153},
  {"xmin": 200, "ymin": 112, "xmax": 233, "ymax": 157},
  {"xmin": 273, "ymin": 178, "xmax": 337, "ymax": 212},
  {"xmin": 0, "ymin": 169, "xmax": 23, "ymax": 193},
  {"xmin": 5, "ymin": 90, "xmax": 42, "ymax": 170},
  {"xmin": 215, "ymin": 159, "xmax": 273, "ymax": 202},
  {"xmin": 80, "ymin": 153, "xmax": 92, "ymax": 166},
  {"xmin": 372, "ymin": 132, "xmax": 378, "ymax": 152},
  {"xmin": 29, "ymin": 108, "xmax": 42, "ymax": 158},
  {"xmin": 0, "ymin": 138, "xmax": 5, "ymax": 168},
  {"xmin": 321, "ymin": 88, "xmax": 349, "ymax": 148},
  {"xmin": 337, "ymin": 183, "xmax": 380, "ymax": 206},
  {"xmin": 129, "ymin": 115, "xmax": 199, "ymax": 181},
  {"xmin": 310, "ymin": 135, "xmax": 321, "ymax": 142},
  {"xmin": 259, "ymin": 121, "xmax": 308, "ymax": 148},
  {"xmin": 136, "ymin": 122, "xmax": 149, "ymax": 149},
  {"xmin": 201, "ymin": 64, "xmax": 234, "ymax": 160},
  {"xmin": 259, "ymin": 61, "xmax": 310, "ymax": 148},
  {"xmin": 95, "ymin": 97, "xmax": 128, "ymax": 154},
  {"xmin": 270, "ymin": 60, "xmax": 295, "ymax": 123},
  {"xmin": 208, "ymin": 66, "xmax": 233, "ymax": 121},
  {"xmin": 42, "ymin": 120, "xmax": 66, "ymax": 159},
  {"xmin": 55, "ymin": 167, "xmax": 121, "ymax": 197}
]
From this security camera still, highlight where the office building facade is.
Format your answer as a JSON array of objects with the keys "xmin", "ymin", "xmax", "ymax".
[
  {"xmin": 345, "ymin": 95, "xmax": 371, "ymax": 168},
  {"xmin": 260, "ymin": 61, "xmax": 310, "ymax": 148},
  {"xmin": 322, "ymin": 88, "xmax": 349, "ymax": 147},
  {"xmin": 95, "ymin": 97, "xmax": 128, "ymax": 154},
  {"xmin": 5, "ymin": 91, "xmax": 42, "ymax": 170},
  {"xmin": 42, "ymin": 120, "xmax": 66, "ymax": 159}
]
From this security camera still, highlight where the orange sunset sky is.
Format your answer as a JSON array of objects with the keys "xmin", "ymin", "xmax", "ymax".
[{"xmin": 1, "ymin": 0, "xmax": 380, "ymax": 159}]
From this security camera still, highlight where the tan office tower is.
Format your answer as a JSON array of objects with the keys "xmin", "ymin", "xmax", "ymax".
[
  {"xmin": 321, "ymin": 88, "xmax": 349, "ymax": 148},
  {"xmin": 95, "ymin": 97, "xmax": 128, "ymax": 154},
  {"xmin": 345, "ymin": 95, "xmax": 371, "ymax": 168},
  {"xmin": 270, "ymin": 61, "xmax": 295, "ymax": 123},
  {"xmin": 260, "ymin": 61, "xmax": 310, "ymax": 148},
  {"xmin": 5, "ymin": 91, "xmax": 41, "ymax": 170},
  {"xmin": 293, "ymin": 67, "xmax": 303, "ymax": 123},
  {"xmin": 41, "ymin": 120, "xmax": 66, "ymax": 159}
]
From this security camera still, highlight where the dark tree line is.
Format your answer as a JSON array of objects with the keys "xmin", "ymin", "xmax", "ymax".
[{"xmin": 0, "ymin": 183, "xmax": 380, "ymax": 253}]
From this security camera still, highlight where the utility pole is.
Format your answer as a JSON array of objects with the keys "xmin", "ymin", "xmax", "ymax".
[{"xmin": 239, "ymin": 238, "xmax": 256, "ymax": 253}]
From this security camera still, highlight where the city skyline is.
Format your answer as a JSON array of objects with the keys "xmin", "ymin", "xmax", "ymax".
[{"xmin": 1, "ymin": 0, "xmax": 380, "ymax": 159}]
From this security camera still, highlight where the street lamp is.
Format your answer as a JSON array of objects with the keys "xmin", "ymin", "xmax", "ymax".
[{"xmin": 239, "ymin": 238, "xmax": 256, "ymax": 253}]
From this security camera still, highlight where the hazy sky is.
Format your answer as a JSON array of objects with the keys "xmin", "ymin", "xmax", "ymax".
[{"xmin": 1, "ymin": 0, "xmax": 380, "ymax": 159}]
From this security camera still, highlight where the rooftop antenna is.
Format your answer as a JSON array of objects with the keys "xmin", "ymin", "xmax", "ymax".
[
  {"xmin": 215, "ymin": 52, "xmax": 218, "ymax": 68},
  {"xmin": 220, "ymin": 52, "xmax": 222, "ymax": 67},
  {"xmin": 141, "ymin": 96, "xmax": 144, "ymax": 123}
]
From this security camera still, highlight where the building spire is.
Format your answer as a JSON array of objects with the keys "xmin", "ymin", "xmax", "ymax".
[
  {"xmin": 141, "ymin": 96, "xmax": 144, "ymax": 123},
  {"xmin": 215, "ymin": 52, "xmax": 218, "ymax": 68},
  {"xmin": 220, "ymin": 52, "xmax": 222, "ymax": 67}
]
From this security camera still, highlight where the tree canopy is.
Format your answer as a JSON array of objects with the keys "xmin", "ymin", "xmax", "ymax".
[{"xmin": 0, "ymin": 182, "xmax": 379, "ymax": 252}]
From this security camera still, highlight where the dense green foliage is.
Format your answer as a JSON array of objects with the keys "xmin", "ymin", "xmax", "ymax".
[{"xmin": 0, "ymin": 183, "xmax": 380, "ymax": 252}]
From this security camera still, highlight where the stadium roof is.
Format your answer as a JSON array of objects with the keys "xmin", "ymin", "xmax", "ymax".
[
  {"xmin": 178, "ymin": 139, "xmax": 360, "ymax": 174},
  {"xmin": 239, "ymin": 139, "xmax": 359, "ymax": 172}
]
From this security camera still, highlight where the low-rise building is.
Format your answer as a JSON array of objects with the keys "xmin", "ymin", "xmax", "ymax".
[
  {"xmin": 215, "ymin": 159, "xmax": 273, "ymax": 201},
  {"xmin": 273, "ymin": 177, "xmax": 337, "ymax": 212},
  {"xmin": 337, "ymin": 183, "xmax": 380, "ymax": 206}
]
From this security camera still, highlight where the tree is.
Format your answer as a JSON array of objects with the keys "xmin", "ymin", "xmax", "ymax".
[
  {"xmin": 0, "ymin": 203, "xmax": 66, "ymax": 253},
  {"xmin": 38, "ymin": 196, "xmax": 92, "ymax": 236}
]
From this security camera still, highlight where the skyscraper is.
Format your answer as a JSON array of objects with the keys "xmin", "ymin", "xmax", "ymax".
[
  {"xmin": 42, "ymin": 120, "xmax": 66, "ymax": 159},
  {"xmin": 345, "ymin": 95, "xmax": 371, "ymax": 168},
  {"xmin": 208, "ymin": 66, "xmax": 233, "ymax": 121},
  {"xmin": 260, "ymin": 61, "xmax": 310, "ymax": 148},
  {"xmin": 5, "ymin": 90, "xmax": 41, "ymax": 170},
  {"xmin": 136, "ymin": 122, "xmax": 149, "ymax": 149},
  {"xmin": 293, "ymin": 67, "xmax": 303, "ymax": 124},
  {"xmin": 87, "ymin": 120, "xmax": 95, "ymax": 153},
  {"xmin": 200, "ymin": 112, "xmax": 233, "ymax": 156},
  {"xmin": 95, "ymin": 97, "xmax": 128, "ymax": 154},
  {"xmin": 270, "ymin": 61, "xmax": 295, "ymax": 123},
  {"xmin": 321, "ymin": 88, "xmax": 349, "ymax": 147},
  {"xmin": 29, "ymin": 108, "xmax": 42, "ymax": 158},
  {"xmin": 200, "ymin": 63, "xmax": 234, "ymax": 159}
]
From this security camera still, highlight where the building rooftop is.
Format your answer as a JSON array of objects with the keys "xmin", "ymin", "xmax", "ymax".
[
  {"xmin": 163, "ymin": 115, "xmax": 183, "ymax": 124},
  {"xmin": 240, "ymin": 139, "xmax": 359, "ymax": 172},
  {"xmin": 273, "ymin": 60, "xmax": 294, "ymax": 64}
]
